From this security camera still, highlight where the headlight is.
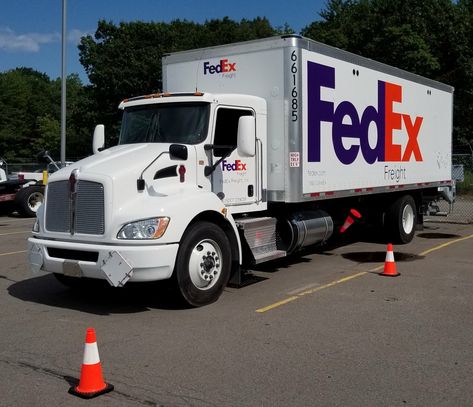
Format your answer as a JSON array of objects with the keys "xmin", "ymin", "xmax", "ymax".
[{"xmin": 117, "ymin": 217, "xmax": 170, "ymax": 240}]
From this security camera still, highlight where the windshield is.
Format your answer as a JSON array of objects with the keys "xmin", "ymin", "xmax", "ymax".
[{"xmin": 119, "ymin": 102, "xmax": 210, "ymax": 145}]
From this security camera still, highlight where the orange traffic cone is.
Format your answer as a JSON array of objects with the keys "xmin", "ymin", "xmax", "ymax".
[
  {"xmin": 69, "ymin": 328, "xmax": 114, "ymax": 399},
  {"xmin": 340, "ymin": 209, "xmax": 362, "ymax": 233},
  {"xmin": 379, "ymin": 243, "xmax": 400, "ymax": 277}
]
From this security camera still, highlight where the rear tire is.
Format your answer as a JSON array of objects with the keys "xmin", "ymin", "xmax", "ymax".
[
  {"xmin": 385, "ymin": 195, "xmax": 417, "ymax": 244},
  {"xmin": 15, "ymin": 185, "xmax": 44, "ymax": 217},
  {"xmin": 173, "ymin": 221, "xmax": 231, "ymax": 307}
]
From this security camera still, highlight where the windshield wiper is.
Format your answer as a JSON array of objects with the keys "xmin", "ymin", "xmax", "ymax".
[{"xmin": 144, "ymin": 113, "xmax": 158, "ymax": 142}]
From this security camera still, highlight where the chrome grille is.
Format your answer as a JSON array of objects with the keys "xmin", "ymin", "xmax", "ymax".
[
  {"xmin": 45, "ymin": 180, "xmax": 105, "ymax": 235},
  {"xmin": 75, "ymin": 181, "xmax": 105, "ymax": 234},
  {"xmin": 45, "ymin": 181, "xmax": 70, "ymax": 232}
]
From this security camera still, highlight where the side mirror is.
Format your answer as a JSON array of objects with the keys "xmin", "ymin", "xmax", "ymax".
[
  {"xmin": 93, "ymin": 124, "xmax": 105, "ymax": 154},
  {"xmin": 169, "ymin": 144, "xmax": 188, "ymax": 160},
  {"xmin": 237, "ymin": 116, "xmax": 256, "ymax": 157}
]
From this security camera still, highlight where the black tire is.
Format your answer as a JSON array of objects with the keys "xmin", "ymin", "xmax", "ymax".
[
  {"xmin": 173, "ymin": 221, "xmax": 232, "ymax": 307},
  {"xmin": 385, "ymin": 195, "xmax": 417, "ymax": 244},
  {"xmin": 15, "ymin": 185, "xmax": 44, "ymax": 217}
]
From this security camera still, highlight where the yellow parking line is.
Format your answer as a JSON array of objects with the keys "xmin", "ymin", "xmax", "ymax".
[
  {"xmin": 255, "ymin": 296, "xmax": 299, "ymax": 313},
  {"xmin": 419, "ymin": 233, "xmax": 473, "ymax": 256},
  {"xmin": 256, "ymin": 232, "xmax": 473, "ymax": 313},
  {"xmin": 0, "ymin": 250, "xmax": 27, "ymax": 257},
  {"xmin": 256, "ymin": 272, "xmax": 367, "ymax": 313}
]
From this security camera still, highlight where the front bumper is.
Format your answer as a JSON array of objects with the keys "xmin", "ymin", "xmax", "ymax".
[{"xmin": 27, "ymin": 236, "xmax": 179, "ymax": 287}]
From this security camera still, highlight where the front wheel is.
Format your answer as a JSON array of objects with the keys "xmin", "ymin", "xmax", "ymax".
[
  {"xmin": 174, "ymin": 221, "xmax": 232, "ymax": 307},
  {"xmin": 385, "ymin": 195, "xmax": 417, "ymax": 244},
  {"xmin": 15, "ymin": 185, "xmax": 44, "ymax": 217}
]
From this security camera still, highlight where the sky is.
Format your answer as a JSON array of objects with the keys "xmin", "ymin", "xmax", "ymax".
[{"xmin": 0, "ymin": 0, "xmax": 326, "ymax": 83}]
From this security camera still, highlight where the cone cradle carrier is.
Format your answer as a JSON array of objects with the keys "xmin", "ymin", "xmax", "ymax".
[{"xmin": 28, "ymin": 36, "xmax": 454, "ymax": 306}]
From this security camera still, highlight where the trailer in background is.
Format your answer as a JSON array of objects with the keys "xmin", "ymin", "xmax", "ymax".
[{"xmin": 0, "ymin": 152, "xmax": 70, "ymax": 217}]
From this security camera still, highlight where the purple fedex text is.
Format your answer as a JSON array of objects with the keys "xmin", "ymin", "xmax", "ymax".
[
  {"xmin": 222, "ymin": 160, "xmax": 247, "ymax": 171},
  {"xmin": 204, "ymin": 59, "xmax": 237, "ymax": 75},
  {"xmin": 307, "ymin": 61, "xmax": 423, "ymax": 165}
]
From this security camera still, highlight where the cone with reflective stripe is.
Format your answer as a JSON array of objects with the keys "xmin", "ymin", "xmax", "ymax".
[
  {"xmin": 380, "ymin": 243, "xmax": 400, "ymax": 277},
  {"xmin": 340, "ymin": 209, "xmax": 362, "ymax": 233},
  {"xmin": 69, "ymin": 328, "xmax": 114, "ymax": 399}
]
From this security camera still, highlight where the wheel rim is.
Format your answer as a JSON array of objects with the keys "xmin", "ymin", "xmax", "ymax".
[
  {"xmin": 188, "ymin": 238, "xmax": 223, "ymax": 290},
  {"xmin": 402, "ymin": 204, "xmax": 415, "ymax": 235},
  {"xmin": 28, "ymin": 192, "xmax": 44, "ymax": 212}
]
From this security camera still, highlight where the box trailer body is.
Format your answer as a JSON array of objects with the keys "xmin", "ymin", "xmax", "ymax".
[
  {"xmin": 28, "ymin": 36, "xmax": 454, "ymax": 306},
  {"xmin": 163, "ymin": 36, "xmax": 452, "ymax": 203}
]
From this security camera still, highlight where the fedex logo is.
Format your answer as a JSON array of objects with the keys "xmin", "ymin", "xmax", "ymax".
[
  {"xmin": 222, "ymin": 160, "xmax": 247, "ymax": 171},
  {"xmin": 307, "ymin": 61, "xmax": 423, "ymax": 165},
  {"xmin": 203, "ymin": 59, "xmax": 237, "ymax": 75}
]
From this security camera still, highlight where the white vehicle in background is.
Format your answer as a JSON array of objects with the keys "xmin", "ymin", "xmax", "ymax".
[{"xmin": 28, "ymin": 36, "xmax": 454, "ymax": 306}]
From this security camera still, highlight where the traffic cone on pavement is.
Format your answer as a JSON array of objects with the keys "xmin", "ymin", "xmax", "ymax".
[
  {"xmin": 379, "ymin": 243, "xmax": 400, "ymax": 277},
  {"xmin": 340, "ymin": 209, "xmax": 362, "ymax": 233},
  {"xmin": 69, "ymin": 328, "xmax": 114, "ymax": 399}
]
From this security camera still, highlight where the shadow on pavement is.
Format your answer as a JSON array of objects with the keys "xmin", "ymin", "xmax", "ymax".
[{"xmin": 7, "ymin": 274, "xmax": 188, "ymax": 315}]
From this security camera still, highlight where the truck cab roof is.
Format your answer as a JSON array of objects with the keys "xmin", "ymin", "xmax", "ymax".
[{"xmin": 119, "ymin": 92, "xmax": 266, "ymax": 113}]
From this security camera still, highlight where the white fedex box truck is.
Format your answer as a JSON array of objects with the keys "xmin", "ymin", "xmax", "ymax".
[{"xmin": 28, "ymin": 36, "xmax": 453, "ymax": 306}]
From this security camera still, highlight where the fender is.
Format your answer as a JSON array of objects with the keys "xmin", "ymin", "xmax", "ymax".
[
  {"xmin": 160, "ymin": 189, "xmax": 242, "ymax": 263},
  {"xmin": 114, "ymin": 188, "xmax": 243, "ymax": 264}
]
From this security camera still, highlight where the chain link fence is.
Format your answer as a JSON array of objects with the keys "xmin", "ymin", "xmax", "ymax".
[{"xmin": 426, "ymin": 150, "xmax": 473, "ymax": 224}]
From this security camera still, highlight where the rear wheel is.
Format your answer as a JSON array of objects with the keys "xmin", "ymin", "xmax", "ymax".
[
  {"xmin": 385, "ymin": 195, "xmax": 417, "ymax": 244},
  {"xmin": 15, "ymin": 185, "xmax": 44, "ymax": 217},
  {"xmin": 174, "ymin": 221, "xmax": 231, "ymax": 307}
]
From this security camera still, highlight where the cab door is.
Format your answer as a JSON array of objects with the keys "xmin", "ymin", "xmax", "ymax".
[{"xmin": 210, "ymin": 106, "xmax": 257, "ymax": 207}]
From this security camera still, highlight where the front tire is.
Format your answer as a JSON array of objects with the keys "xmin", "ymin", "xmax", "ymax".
[
  {"xmin": 385, "ymin": 195, "xmax": 417, "ymax": 244},
  {"xmin": 15, "ymin": 185, "xmax": 44, "ymax": 217},
  {"xmin": 174, "ymin": 221, "xmax": 232, "ymax": 307}
]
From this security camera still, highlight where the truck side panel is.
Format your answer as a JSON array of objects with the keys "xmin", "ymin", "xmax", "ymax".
[
  {"xmin": 301, "ymin": 49, "xmax": 452, "ymax": 195},
  {"xmin": 163, "ymin": 46, "xmax": 287, "ymax": 195},
  {"xmin": 163, "ymin": 36, "xmax": 453, "ymax": 203}
]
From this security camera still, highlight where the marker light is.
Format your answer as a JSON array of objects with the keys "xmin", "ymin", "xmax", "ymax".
[
  {"xmin": 178, "ymin": 165, "xmax": 186, "ymax": 182},
  {"xmin": 117, "ymin": 217, "xmax": 170, "ymax": 240}
]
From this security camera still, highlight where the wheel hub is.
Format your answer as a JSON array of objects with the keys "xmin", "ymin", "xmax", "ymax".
[{"xmin": 189, "ymin": 240, "xmax": 222, "ymax": 290}]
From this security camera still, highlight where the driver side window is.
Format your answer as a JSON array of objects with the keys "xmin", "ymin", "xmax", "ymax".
[{"xmin": 213, "ymin": 108, "xmax": 253, "ymax": 157}]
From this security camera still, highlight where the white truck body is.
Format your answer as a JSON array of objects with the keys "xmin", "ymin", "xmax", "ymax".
[
  {"xmin": 28, "ymin": 36, "xmax": 454, "ymax": 306},
  {"xmin": 163, "ymin": 36, "xmax": 452, "ymax": 201}
]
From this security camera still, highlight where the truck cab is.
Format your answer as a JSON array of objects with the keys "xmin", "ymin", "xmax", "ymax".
[{"xmin": 28, "ymin": 92, "xmax": 268, "ymax": 306}]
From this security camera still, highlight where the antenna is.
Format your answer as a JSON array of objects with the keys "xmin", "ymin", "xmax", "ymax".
[{"xmin": 194, "ymin": 49, "xmax": 205, "ymax": 92}]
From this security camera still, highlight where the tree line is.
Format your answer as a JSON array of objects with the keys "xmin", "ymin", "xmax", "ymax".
[{"xmin": 1, "ymin": 0, "xmax": 472, "ymax": 163}]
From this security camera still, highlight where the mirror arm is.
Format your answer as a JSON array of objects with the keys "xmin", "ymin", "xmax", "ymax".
[
  {"xmin": 204, "ymin": 147, "xmax": 234, "ymax": 177},
  {"xmin": 137, "ymin": 151, "xmax": 169, "ymax": 191}
]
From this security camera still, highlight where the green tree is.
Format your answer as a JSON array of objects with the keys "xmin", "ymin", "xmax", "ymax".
[
  {"xmin": 36, "ymin": 114, "xmax": 60, "ymax": 153},
  {"xmin": 301, "ymin": 0, "xmax": 472, "ymax": 146},
  {"xmin": 0, "ymin": 68, "xmax": 56, "ymax": 161},
  {"xmin": 78, "ymin": 17, "xmax": 281, "ymax": 144},
  {"xmin": 0, "ymin": 69, "xmax": 93, "ymax": 162}
]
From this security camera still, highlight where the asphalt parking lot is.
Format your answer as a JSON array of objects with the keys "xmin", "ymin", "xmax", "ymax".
[{"xmin": 1, "ymin": 215, "xmax": 472, "ymax": 407}]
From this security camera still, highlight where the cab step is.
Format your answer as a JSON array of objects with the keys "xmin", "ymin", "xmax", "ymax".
[{"xmin": 236, "ymin": 216, "xmax": 286, "ymax": 264}]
